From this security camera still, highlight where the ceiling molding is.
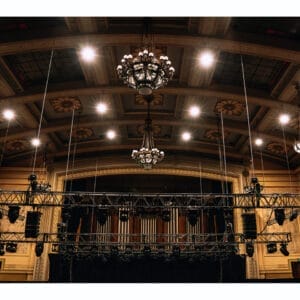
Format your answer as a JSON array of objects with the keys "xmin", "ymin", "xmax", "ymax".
[{"xmin": 0, "ymin": 33, "xmax": 299, "ymax": 63}]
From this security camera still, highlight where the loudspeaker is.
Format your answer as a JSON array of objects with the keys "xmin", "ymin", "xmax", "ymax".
[
  {"xmin": 242, "ymin": 213, "xmax": 257, "ymax": 239},
  {"xmin": 25, "ymin": 211, "xmax": 41, "ymax": 238}
]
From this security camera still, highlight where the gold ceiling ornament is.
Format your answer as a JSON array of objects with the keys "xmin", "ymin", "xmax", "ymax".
[
  {"xmin": 288, "ymin": 116, "xmax": 299, "ymax": 129},
  {"xmin": 5, "ymin": 139, "xmax": 29, "ymax": 152},
  {"xmin": 50, "ymin": 97, "xmax": 82, "ymax": 113},
  {"xmin": 204, "ymin": 129, "xmax": 229, "ymax": 141},
  {"xmin": 72, "ymin": 127, "xmax": 94, "ymax": 140},
  {"xmin": 214, "ymin": 99, "xmax": 245, "ymax": 116},
  {"xmin": 137, "ymin": 124, "xmax": 162, "ymax": 136},
  {"xmin": 135, "ymin": 93, "xmax": 163, "ymax": 106},
  {"xmin": 266, "ymin": 142, "xmax": 285, "ymax": 155}
]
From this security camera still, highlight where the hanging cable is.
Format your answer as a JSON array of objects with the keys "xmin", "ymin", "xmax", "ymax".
[
  {"xmin": 199, "ymin": 162, "xmax": 204, "ymax": 234},
  {"xmin": 63, "ymin": 108, "xmax": 76, "ymax": 192},
  {"xmin": 216, "ymin": 114, "xmax": 225, "ymax": 194},
  {"xmin": 220, "ymin": 111, "xmax": 229, "ymax": 194},
  {"xmin": 259, "ymin": 149, "xmax": 266, "ymax": 192},
  {"xmin": 241, "ymin": 56, "xmax": 255, "ymax": 178},
  {"xmin": 281, "ymin": 125, "xmax": 293, "ymax": 190},
  {"xmin": 68, "ymin": 111, "xmax": 81, "ymax": 192},
  {"xmin": 90, "ymin": 160, "xmax": 99, "ymax": 234},
  {"xmin": 0, "ymin": 119, "xmax": 11, "ymax": 166},
  {"xmin": 32, "ymin": 49, "xmax": 54, "ymax": 174}
]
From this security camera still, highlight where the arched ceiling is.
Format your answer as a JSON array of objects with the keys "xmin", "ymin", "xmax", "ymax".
[{"xmin": 0, "ymin": 17, "xmax": 300, "ymax": 169}]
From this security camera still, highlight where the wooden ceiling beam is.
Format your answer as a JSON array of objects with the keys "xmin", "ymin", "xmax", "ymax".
[
  {"xmin": 1, "ymin": 85, "xmax": 298, "ymax": 112},
  {"xmin": 0, "ymin": 115, "xmax": 295, "ymax": 146},
  {"xmin": 0, "ymin": 33, "xmax": 299, "ymax": 63}
]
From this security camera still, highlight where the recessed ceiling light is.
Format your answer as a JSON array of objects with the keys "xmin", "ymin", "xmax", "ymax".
[
  {"xmin": 31, "ymin": 138, "xmax": 41, "ymax": 147},
  {"xmin": 279, "ymin": 114, "xmax": 290, "ymax": 125},
  {"xmin": 96, "ymin": 102, "xmax": 107, "ymax": 114},
  {"xmin": 255, "ymin": 138, "xmax": 263, "ymax": 146},
  {"xmin": 199, "ymin": 51, "xmax": 215, "ymax": 68},
  {"xmin": 80, "ymin": 46, "xmax": 96, "ymax": 62},
  {"xmin": 189, "ymin": 105, "xmax": 201, "ymax": 118},
  {"xmin": 106, "ymin": 130, "xmax": 116, "ymax": 140},
  {"xmin": 2, "ymin": 109, "xmax": 15, "ymax": 121},
  {"xmin": 182, "ymin": 131, "xmax": 191, "ymax": 141}
]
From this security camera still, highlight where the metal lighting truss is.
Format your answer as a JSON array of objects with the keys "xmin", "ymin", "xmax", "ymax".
[{"xmin": 0, "ymin": 190, "xmax": 299, "ymax": 209}]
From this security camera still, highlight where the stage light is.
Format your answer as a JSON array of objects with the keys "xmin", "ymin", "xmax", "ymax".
[
  {"xmin": 25, "ymin": 211, "xmax": 41, "ymax": 238},
  {"xmin": 188, "ymin": 210, "xmax": 198, "ymax": 226},
  {"xmin": 275, "ymin": 208, "xmax": 285, "ymax": 225},
  {"xmin": 106, "ymin": 129, "xmax": 116, "ymax": 140},
  {"xmin": 3, "ymin": 109, "xmax": 15, "ymax": 121},
  {"xmin": 35, "ymin": 242, "xmax": 44, "ymax": 257},
  {"xmin": 143, "ymin": 245, "xmax": 151, "ymax": 256},
  {"xmin": 279, "ymin": 114, "xmax": 290, "ymax": 125},
  {"xmin": 199, "ymin": 51, "xmax": 215, "ymax": 68},
  {"xmin": 246, "ymin": 242, "xmax": 254, "ymax": 257},
  {"xmin": 8, "ymin": 205, "xmax": 20, "ymax": 223},
  {"xmin": 189, "ymin": 105, "xmax": 201, "ymax": 118},
  {"xmin": 96, "ymin": 102, "xmax": 107, "ymax": 114},
  {"xmin": 289, "ymin": 211, "xmax": 298, "ymax": 222},
  {"xmin": 80, "ymin": 46, "xmax": 96, "ymax": 62},
  {"xmin": 279, "ymin": 243, "xmax": 289, "ymax": 256},
  {"xmin": 119, "ymin": 210, "xmax": 128, "ymax": 222},
  {"xmin": 161, "ymin": 209, "xmax": 171, "ymax": 222},
  {"xmin": 266, "ymin": 242, "xmax": 277, "ymax": 254},
  {"xmin": 96, "ymin": 208, "xmax": 108, "ymax": 225},
  {"xmin": 31, "ymin": 138, "xmax": 41, "ymax": 147},
  {"xmin": 172, "ymin": 245, "xmax": 181, "ymax": 257},
  {"xmin": 0, "ymin": 243, "xmax": 5, "ymax": 256},
  {"xmin": 6, "ymin": 243, "xmax": 17, "ymax": 253},
  {"xmin": 110, "ymin": 246, "xmax": 119, "ymax": 256},
  {"xmin": 254, "ymin": 138, "xmax": 263, "ymax": 146},
  {"xmin": 182, "ymin": 131, "xmax": 191, "ymax": 141}
]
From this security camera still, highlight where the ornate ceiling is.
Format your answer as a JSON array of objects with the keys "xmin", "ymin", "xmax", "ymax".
[{"xmin": 0, "ymin": 17, "xmax": 299, "ymax": 169}]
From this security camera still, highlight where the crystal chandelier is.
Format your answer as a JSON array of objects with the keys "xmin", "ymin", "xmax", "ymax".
[
  {"xmin": 131, "ymin": 97, "xmax": 164, "ymax": 169},
  {"xmin": 116, "ymin": 49, "xmax": 175, "ymax": 96}
]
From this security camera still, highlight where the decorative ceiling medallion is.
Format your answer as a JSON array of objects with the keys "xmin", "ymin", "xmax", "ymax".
[
  {"xmin": 266, "ymin": 142, "xmax": 285, "ymax": 155},
  {"xmin": 137, "ymin": 124, "xmax": 161, "ymax": 136},
  {"xmin": 5, "ymin": 139, "xmax": 29, "ymax": 152},
  {"xmin": 204, "ymin": 129, "xmax": 229, "ymax": 141},
  {"xmin": 135, "ymin": 93, "xmax": 163, "ymax": 106},
  {"xmin": 50, "ymin": 97, "xmax": 82, "ymax": 113},
  {"xmin": 214, "ymin": 99, "xmax": 244, "ymax": 116},
  {"xmin": 72, "ymin": 127, "xmax": 94, "ymax": 140}
]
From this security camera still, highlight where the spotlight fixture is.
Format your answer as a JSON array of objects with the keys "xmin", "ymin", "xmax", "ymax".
[
  {"xmin": 80, "ymin": 46, "xmax": 96, "ymax": 62},
  {"xmin": 96, "ymin": 208, "xmax": 108, "ymax": 225},
  {"xmin": 245, "ymin": 242, "xmax": 254, "ymax": 257},
  {"xmin": 106, "ymin": 130, "xmax": 116, "ymax": 140},
  {"xmin": 0, "ymin": 243, "xmax": 5, "ymax": 256},
  {"xmin": 6, "ymin": 242, "xmax": 17, "ymax": 253},
  {"xmin": 35, "ymin": 242, "xmax": 44, "ymax": 257},
  {"xmin": 143, "ymin": 245, "xmax": 151, "ymax": 256},
  {"xmin": 117, "ymin": 49, "xmax": 175, "ymax": 96},
  {"xmin": 188, "ymin": 209, "xmax": 198, "ymax": 226},
  {"xmin": 8, "ymin": 205, "xmax": 20, "ymax": 223},
  {"xmin": 289, "ymin": 210, "xmax": 298, "ymax": 222},
  {"xmin": 279, "ymin": 114, "xmax": 290, "ymax": 125},
  {"xmin": 172, "ymin": 245, "xmax": 181, "ymax": 257},
  {"xmin": 182, "ymin": 131, "xmax": 191, "ymax": 142},
  {"xmin": 255, "ymin": 138, "xmax": 263, "ymax": 146},
  {"xmin": 119, "ymin": 210, "xmax": 129, "ymax": 222},
  {"xmin": 161, "ymin": 209, "xmax": 171, "ymax": 222},
  {"xmin": 189, "ymin": 105, "xmax": 201, "ymax": 118},
  {"xmin": 275, "ymin": 208, "xmax": 285, "ymax": 225},
  {"xmin": 96, "ymin": 102, "xmax": 108, "ymax": 114},
  {"xmin": 199, "ymin": 51, "xmax": 215, "ymax": 68},
  {"xmin": 2, "ymin": 109, "xmax": 15, "ymax": 121},
  {"xmin": 279, "ymin": 243, "xmax": 289, "ymax": 256},
  {"xmin": 110, "ymin": 246, "xmax": 119, "ymax": 257},
  {"xmin": 31, "ymin": 138, "xmax": 41, "ymax": 147},
  {"xmin": 266, "ymin": 242, "xmax": 277, "ymax": 254}
]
